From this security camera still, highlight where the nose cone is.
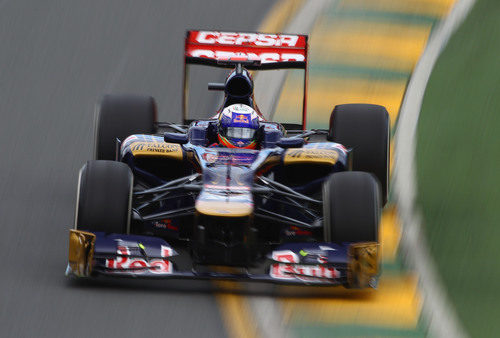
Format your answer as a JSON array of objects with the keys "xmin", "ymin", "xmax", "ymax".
[{"xmin": 195, "ymin": 190, "xmax": 253, "ymax": 217}]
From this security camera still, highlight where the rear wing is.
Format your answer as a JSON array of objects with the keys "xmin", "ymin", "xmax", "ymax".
[{"xmin": 183, "ymin": 30, "xmax": 309, "ymax": 128}]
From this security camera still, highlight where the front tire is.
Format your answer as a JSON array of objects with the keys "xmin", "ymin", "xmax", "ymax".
[
  {"xmin": 94, "ymin": 94, "xmax": 157, "ymax": 160},
  {"xmin": 323, "ymin": 171, "xmax": 381, "ymax": 243},
  {"xmin": 75, "ymin": 160, "xmax": 133, "ymax": 234}
]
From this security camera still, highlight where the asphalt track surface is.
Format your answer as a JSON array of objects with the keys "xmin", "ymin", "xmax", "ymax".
[{"xmin": 0, "ymin": 1, "xmax": 273, "ymax": 337}]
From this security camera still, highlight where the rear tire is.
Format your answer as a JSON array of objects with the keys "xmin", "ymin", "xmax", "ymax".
[
  {"xmin": 75, "ymin": 160, "xmax": 133, "ymax": 234},
  {"xmin": 94, "ymin": 94, "xmax": 157, "ymax": 160},
  {"xmin": 328, "ymin": 104, "xmax": 389, "ymax": 205},
  {"xmin": 323, "ymin": 172, "xmax": 381, "ymax": 243}
]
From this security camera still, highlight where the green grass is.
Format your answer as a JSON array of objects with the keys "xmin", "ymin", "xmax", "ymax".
[
  {"xmin": 416, "ymin": 0, "xmax": 500, "ymax": 336},
  {"xmin": 291, "ymin": 324, "xmax": 426, "ymax": 337}
]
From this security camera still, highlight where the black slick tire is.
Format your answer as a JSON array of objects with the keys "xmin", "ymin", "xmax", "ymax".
[
  {"xmin": 323, "ymin": 172, "xmax": 381, "ymax": 243},
  {"xmin": 75, "ymin": 160, "xmax": 133, "ymax": 234},
  {"xmin": 328, "ymin": 104, "xmax": 389, "ymax": 205},
  {"xmin": 94, "ymin": 94, "xmax": 157, "ymax": 160}
]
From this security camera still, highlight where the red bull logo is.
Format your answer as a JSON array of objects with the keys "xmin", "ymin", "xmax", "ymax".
[{"xmin": 233, "ymin": 114, "xmax": 250, "ymax": 124}]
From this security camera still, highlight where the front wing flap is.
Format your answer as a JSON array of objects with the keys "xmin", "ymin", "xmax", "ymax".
[{"xmin": 66, "ymin": 230, "xmax": 378, "ymax": 287}]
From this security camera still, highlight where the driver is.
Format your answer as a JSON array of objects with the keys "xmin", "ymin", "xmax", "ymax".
[{"xmin": 215, "ymin": 104, "xmax": 260, "ymax": 149}]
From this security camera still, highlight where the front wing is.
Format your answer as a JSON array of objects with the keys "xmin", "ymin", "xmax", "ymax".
[{"xmin": 66, "ymin": 230, "xmax": 379, "ymax": 288}]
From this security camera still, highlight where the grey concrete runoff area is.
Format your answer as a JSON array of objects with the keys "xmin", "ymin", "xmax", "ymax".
[{"xmin": 0, "ymin": 1, "xmax": 273, "ymax": 337}]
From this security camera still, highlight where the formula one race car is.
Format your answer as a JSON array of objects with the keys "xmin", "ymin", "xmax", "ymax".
[{"xmin": 67, "ymin": 30, "xmax": 389, "ymax": 288}]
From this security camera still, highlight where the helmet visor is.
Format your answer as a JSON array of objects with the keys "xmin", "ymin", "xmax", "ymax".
[{"xmin": 227, "ymin": 127, "xmax": 255, "ymax": 140}]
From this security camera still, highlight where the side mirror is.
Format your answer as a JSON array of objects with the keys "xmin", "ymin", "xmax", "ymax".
[
  {"xmin": 276, "ymin": 137, "xmax": 304, "ymax": 148},
  {"xmin": 164, "ymin": 132, "xmax": 188, "ymax": 144}
]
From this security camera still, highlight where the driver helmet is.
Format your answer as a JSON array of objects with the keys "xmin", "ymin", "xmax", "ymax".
[{"xmin": 218, "ymin": 104, "xmax": 259, "ymax": 149}]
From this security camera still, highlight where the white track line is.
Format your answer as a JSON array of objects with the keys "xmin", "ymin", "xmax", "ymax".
[
  {"xmin": 249, "ymin": 1, "xmax": 332, "ymax": 337},
  {"xmin": 393, "ymin": 0, "xmax": 476, "ymax": 337}
]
